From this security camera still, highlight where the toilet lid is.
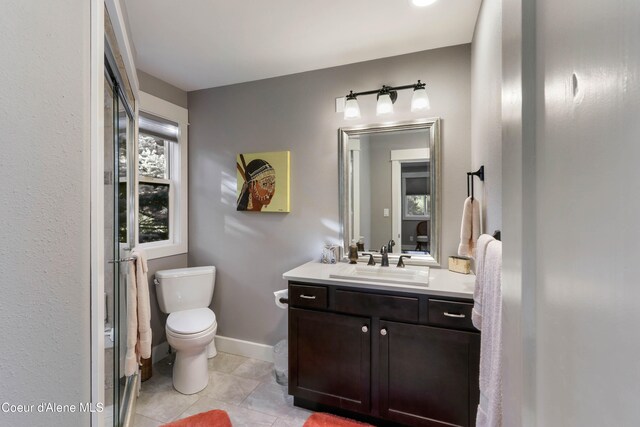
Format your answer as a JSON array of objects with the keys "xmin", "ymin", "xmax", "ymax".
[{"xmin": 166, "ymin": 308, "xmax": 216, "ymax": 335}]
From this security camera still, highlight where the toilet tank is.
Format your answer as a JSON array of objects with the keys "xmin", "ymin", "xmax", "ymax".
[{"xmin": 155, "ymin": 266, "xmax": 216, "ymax": 313}]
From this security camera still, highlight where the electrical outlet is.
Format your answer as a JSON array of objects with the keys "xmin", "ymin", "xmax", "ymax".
[
  {"xmin": 409, "ymin": 235, "xmax": 414, "ymax": 242},
  {"xmin": 383, "ymin": 208, "xmax": 389, "ymax": 217}
]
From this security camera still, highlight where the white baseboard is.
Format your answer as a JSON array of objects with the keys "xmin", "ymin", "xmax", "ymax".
[
  {"xmin": 152, "ymin": 335, "xmax": 274, "ymax": 363},
  {"xmin": 214, "ymin": 335, "xmax": 274, "ymax": 362},
  {"xmin": 152, "ymin": 341, "xmax": 170, "ymax": 363}
]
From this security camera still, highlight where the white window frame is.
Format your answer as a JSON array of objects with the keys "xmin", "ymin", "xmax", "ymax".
[{"xmin": 136, "ymin": 91, "xmax": 188, "ymax": 259}]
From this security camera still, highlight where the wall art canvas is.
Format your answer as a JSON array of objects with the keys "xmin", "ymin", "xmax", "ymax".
[{"xmin": 236, "ymin": 151, "xmax": 290, "ymax": 212}]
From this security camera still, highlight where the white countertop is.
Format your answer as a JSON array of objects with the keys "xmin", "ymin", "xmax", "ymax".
[{"xmin": 283, "ymin": 261, "xmax": 475, "ymax": 299}]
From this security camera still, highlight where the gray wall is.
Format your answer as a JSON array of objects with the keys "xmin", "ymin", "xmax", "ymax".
[
  {"xmin": 471, "ymin": 0, "xmax": 503, "ymax": 235},
  {"xmin": 188, "ymin": 45, "xmax": 471, "ymax": 345},
  {"xmin": 0, "ymin": 1, "xmax": 91, "ymax": 425},
  {"xmin": 368, "ymin": 132, "xmax": 425, "ymax": 251},
  {"xmin": 138, "ymin": 69, "xmax": 188, "ymax": 109}
]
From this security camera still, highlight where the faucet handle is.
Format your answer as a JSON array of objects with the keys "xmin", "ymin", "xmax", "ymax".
[
  {"xmin": 363, "ymin": 253, "xmax": 376, "ymax": 266},
  {"xmin": 397, "ymin": 255, "xmax": 412, "ymax": 268}
]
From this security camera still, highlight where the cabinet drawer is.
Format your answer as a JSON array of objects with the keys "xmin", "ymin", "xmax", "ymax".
[
  {"xmin": 335, "ymin": 290, "xmax": 419, "ymax": 323},
  {"xmin": 428, "ymin": 299, "xmax": 476, "ymax": 331},
  {"xmin": 290, "ymin": 284, "xmax": 328, "ymax": 309}
]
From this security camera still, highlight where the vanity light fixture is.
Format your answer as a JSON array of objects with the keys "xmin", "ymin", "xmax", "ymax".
[
  {"xmin": 344, "ymin": 91, "xmax": 361, "ymax": 119},
  {"xmin": 376, "ymin": 86, "xmax": 395, "ymax": 115},
  {"xmin": 411, "ymin": 80, "xmax": 430, "ymax": 111},
  {"xmin": 411, "ymin": 0, "xmax": 438, "ymax": 7},
  {"xmin": 343, "ymin": 80, "xmax": 430, "ymax": 120}
]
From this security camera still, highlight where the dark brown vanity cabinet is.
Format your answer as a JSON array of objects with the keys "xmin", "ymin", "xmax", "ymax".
[{"xmin": 288, "ymin": 282, "xmax": 480, "ymax": 427}]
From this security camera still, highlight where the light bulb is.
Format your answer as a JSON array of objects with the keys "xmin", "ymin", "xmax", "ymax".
[
  {"xmin": 376, "ymin": 93, "xmax": 394, "ymax": 115},
  {"xmin": 344, "ymin": 96, "xmax": 361, "ymax": 120},
  {"xmin": 411, "ymin": 0, "xmax": 437, "ymax": 7},
  {"xmin": 411, "ymin": 87, "xmax": 430, "ymax": 111}
]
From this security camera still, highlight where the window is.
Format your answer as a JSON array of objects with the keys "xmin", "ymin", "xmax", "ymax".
[
  {"xmin": 402, "ymin": 171, "xmax": 430, "ymax": 220},
  {"xmin": 136, "ymin": 92, "xmax": 188, "ymax": 259}
]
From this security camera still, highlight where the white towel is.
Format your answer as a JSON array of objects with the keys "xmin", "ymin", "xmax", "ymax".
[
  {"xmin": 472, "ymin": 234, "xmax": 496, "ymax": 330},
  {"xmin": 123, "ymin": 248, "xmax": 152, "ymax": 377},
  {"xmin": 475, "ymin": 240, "xmax": 503, "ymax": 427},
  {"xmin": 458, "ymin": 197, "xmax": 481, "ymax": 257},
  {"xmin": 124, "ymin": 258, "xmax": 138, "ymax": 377},
  {"xmin": 132, "ymin": 248, "xmax": 152, "ymax": 360}
]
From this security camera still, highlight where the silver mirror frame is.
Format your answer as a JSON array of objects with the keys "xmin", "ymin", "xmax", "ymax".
[{"xmin": 338, "ymin": 118, "xmax": 441, "ymax": 266}]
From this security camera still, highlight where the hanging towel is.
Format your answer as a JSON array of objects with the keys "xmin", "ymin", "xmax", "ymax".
[
  {"xmin": 475, "ymin": 240, "xmax": 503, "ymax": 427},
  {"xmin": 124, "ymin": 258, "xmax": 138, "ymax": 377},
  {"xmin": 124, "ymin": 248, "xmax": 152, "ymax": 377},
  {"xmin": 472, "ymin": 234, "xmax": 496, "ymax": 330},
  {"xmin": 132, "ymin": 248, "xmax": 152, "ymax": 360},
  {"xmin": 458, "ymin": 197, "xmax": 481, "ymax": 257}
]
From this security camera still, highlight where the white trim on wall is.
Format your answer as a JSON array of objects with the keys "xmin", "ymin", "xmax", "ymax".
[
  {"xmin": 137, "ymin": 92, "xmax": 189, "ymax": 260},
  {"xmin": 152, "ymin": 336, "xmax": 275, "ymax": 365},
  {"xmin": 213, "ymin": 336, "xmax": 275, "ymax": 363},
  {"xmin": 90, "ymin": 2, "xmax": 105, "ymax": 427}
]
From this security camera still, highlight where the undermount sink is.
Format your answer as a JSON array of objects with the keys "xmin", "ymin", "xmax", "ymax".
[{"xmin": 330, "ymin": 264, "xmax": 429, "ymax": 287}]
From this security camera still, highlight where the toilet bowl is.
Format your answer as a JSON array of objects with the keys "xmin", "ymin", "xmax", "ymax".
[
  {"xmin": 155, "ymin": 266, "xmax": 217, "ymax": 395},
  {"xmin": 165, "ymin": 308, "xmax": 217, "ymax": 394}
]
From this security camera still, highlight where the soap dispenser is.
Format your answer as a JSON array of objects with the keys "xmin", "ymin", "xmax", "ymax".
[{"xmin": 348, "ymin": 240, "xmax": 359, "ymax": 264}]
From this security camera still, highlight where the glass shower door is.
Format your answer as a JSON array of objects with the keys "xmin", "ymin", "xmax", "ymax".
[{"xmin": 104, "ymin": 66, "xmax": 135, "ymax": 427}]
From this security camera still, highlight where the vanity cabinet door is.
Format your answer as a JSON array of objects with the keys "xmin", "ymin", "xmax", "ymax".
[
  {"xmin": 378, "ymin": 321, "xmax": 480, "ymax": 427},
  {"xmin": 289, "ymin": 308, "xmax": 371, "ymax": 414}
]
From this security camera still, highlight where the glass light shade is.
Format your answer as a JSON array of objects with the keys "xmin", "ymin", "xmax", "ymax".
[
  {"xmin": 344, "ymin": 97, "xmax": 361, "ymax": 120},
  {"xmin": 376, "ymin": 93, "xmax": 394, "ymax": 115},
  {"xmin": 411, "ymin": 0, "xmax": 437, "ymax": 6},
  {"xmin": 411, "ymin": 88, "xmax": 430, "ymax": 111}
]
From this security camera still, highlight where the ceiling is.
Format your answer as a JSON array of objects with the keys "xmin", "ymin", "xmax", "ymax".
[{"xmin": 124, "ymin": 0, "xmax": 481, "ymax": 92}]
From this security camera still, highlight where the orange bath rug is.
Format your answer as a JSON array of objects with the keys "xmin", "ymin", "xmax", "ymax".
[
  {"xmin": 161, "ymin": 409, "xmax": 232, "ymax": 427},
  {"xmin": 304, "ymin": 412, "xmax": 374, "ymax": 427}
]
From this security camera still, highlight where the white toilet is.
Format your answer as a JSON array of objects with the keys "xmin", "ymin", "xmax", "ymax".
[{"xmin": 155, "ymin": 266, "xmax": 218, "ymax": 394}]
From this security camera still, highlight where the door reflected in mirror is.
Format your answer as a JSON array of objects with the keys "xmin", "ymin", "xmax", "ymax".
[{"xmin": 339, "ymin": 119, "xmax": 441, "ymax": 266}]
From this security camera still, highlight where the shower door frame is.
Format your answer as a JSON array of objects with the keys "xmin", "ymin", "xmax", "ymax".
[{"xmin": 90, "ymin": 1, "xmax": 140, "ymax": 426}]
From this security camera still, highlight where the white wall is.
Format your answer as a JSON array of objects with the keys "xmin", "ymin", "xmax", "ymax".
[
  {"xmin": 533, "ymin": 0, "xmax": 640, "ymax": 424},
  {"xmin": 502, "ymin": 0, "xmax": 640, "ymax": 425},
  {"xmin": 187, "ymin": 46, "xmax": 471, "ymax": 345},
  {"xmin": 471, "ymin": 0, "xmax": 502, "ymax": 234},
  {"xmin": 0, "ymin": 1, "xmax": 91, "ymax": 426}
]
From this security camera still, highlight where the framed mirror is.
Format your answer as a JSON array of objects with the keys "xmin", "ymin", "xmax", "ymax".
[{"xmin": 339, "ymin": 118, "xmax": 441, "ymax": 266}]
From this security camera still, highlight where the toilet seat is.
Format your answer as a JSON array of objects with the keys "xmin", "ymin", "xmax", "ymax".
[{"xmin": 166, "ymin": 308, "xmax": 216, "ymax": 335}]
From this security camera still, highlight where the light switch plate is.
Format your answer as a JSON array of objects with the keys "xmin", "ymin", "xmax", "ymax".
[
  {"xmin": 335, "ymin": 97, "xmax": 346, "ymax": 113},
  {"xmin": 383, "ymin": 208, "xmax": 389, "ymax": 217}
]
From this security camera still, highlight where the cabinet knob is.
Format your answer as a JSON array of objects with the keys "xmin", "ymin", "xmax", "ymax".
[
  {"xmin": 380, "ymin": 328, "xmax": 387, "ymax": 336},
  {"xmin": 362, "ymin": 325, "xmax": 368, "ymax": 333}
]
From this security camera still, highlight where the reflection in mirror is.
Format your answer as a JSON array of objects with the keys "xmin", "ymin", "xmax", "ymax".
[{"xmin": 339, "ymin": 119, "xmax": 440, "ymax": 266}]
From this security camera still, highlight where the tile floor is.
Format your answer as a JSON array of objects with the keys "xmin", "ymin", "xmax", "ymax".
[{"xmin": 133, "ymin": 352, "xmax": 311, "ymax": 426}]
